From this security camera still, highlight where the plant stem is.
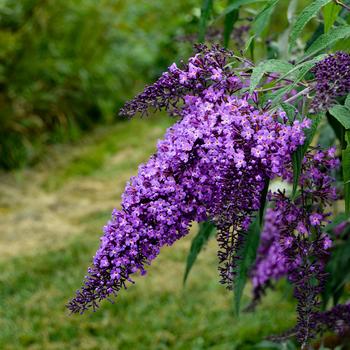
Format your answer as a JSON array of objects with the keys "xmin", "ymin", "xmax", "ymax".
[
  {"xmin": 255, "ymin": 85, "xmax": 286, "ymax": 92},
  {"xmin": 284, "ymin": 87, "xmax": 311, "ymax": 104},
  {"xmin": 334, "ymin": 0, "xmax": 350, "ymax": 11}
]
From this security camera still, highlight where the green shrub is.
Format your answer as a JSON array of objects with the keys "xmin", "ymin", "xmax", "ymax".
[{"xmin": 0, "ymin": 0, "xmax": 196, "ymax": 169}]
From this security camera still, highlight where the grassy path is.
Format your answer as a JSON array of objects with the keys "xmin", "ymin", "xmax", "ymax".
[
  {"xmin": 0, "ymin": 116, "xmax": 295, "ymax": 349},
  {"xmin": 0, "ymin": 117, "xmax": 170, "ymax": 259}
]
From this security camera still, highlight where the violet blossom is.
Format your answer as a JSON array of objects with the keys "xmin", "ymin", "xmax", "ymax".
[
  {"xmin": 68, "ymin": 46, "xmax": 308, "ymax": 314},
  {"xmin": 250, "ymin": 148, "xmax": 339, "ymax": 345},
  {"xmin": 311, "ymin": 51, "xmax": 350, "ymax": 111}
]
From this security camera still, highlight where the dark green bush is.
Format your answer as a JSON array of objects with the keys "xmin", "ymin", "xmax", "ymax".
[{"xmin": 0, "ymin": 0, "xmax": 196, "ymax": 169}]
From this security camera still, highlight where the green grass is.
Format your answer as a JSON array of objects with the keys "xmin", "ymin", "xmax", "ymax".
[
  {"xmin": 42, "ymin": 116, "xmax": 174, "ymax": 190},
  {"xmin": 0, "ymin": 115, "xmax": 297, "ymax": 350},
  {"xmin": 0, "ymin": 228, "xmax": 296, "ymax": 350}
]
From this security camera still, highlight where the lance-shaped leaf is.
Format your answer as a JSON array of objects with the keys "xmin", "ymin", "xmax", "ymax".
[
  {"xmin": 343, "ymin": 131, "xmax": 350, "ymax": 216},
  {"xmin": 250, "ymin": 59, "xmax": 294, "ymax": 94},
  {"xmin": 289, "ymin": 0, "xmax": 332, "ymax": 52},
  {"xmin": 287, "ymin": 0, "xmax": 299, "ymax": 24},
  {"xmin": 304, "ymin": 25, "xmax": 350, "ymax": 59},
  {"xmin": 234, "ymin": 217, "xmax": 261, "ymax": 315},
  {"xmin": 305, "ymin": 22, "xmax": 325, "ymax": 51},
  {"xmin": 199, "ymin": 0, "xmax": 214, "ymax": 42},
  {"xmin": 244, "ymin": 0, "xmax": 279, "ymax": 52},
  {"xmin": 324, "ymin": 212, "xmax": 349, "ymax": 233},
  {"xmin": 329, "ymin": 104, "xmax": 350, "ymax": 130},
  {"xmin": 346, "ymin": 94, "xmax": 350, "ymax": 110},
  {"xmin": 280, "ymin": 102, "xmax": 298, "ymax": 122},
  {"xmin": 216, "ymin": 0, "xmax": 267, "ymax": 20},
  {"xmin": 233, "ymin": 179, "xmax": 269, "ymax": 314},
  {"xmin": 245, "ymin": 0, "xmax": 280, "ymax": 51},
  {"xmin": 251, "ymin": 0, "xmax": 280, "ymax": 36},
  {"xmin": 318, "ymin": 122, "xmax": 336, "ymax": 148},
  {"xmin": 292, "ymin": 113, "xmax": 324, "ymax": 198},
  {"xmin": 327, "ymin": 111, "xmax": 345, "ymax": 148},
  {"xmin": 270, "ymin": 56, "xmax": 326, "ymax": 106},
  {"xmin": 292, "ymin": 147, "xmax": 303, "ymax": 199},
  {"xmin": 279, "ymin": 53, "xmax": 326, "ymax": 81},
  {"xmin": 323, "ymin": 2, "xmax": 341, "ymax": 33},
  {"xmin": 259, "ymin": 177, "xmax": 270, "ymax": 226},
  {"xmin": 323, "ymin": 229, "xmax": 350, "ymax": 306},
  {"xmin": 223, "ymin": 1, "xmax": 239, "ymax": 48},
  {"xmin": 245, "ymin": 35, "xmax": 256, "ymax": 54},
  {"xmin": 301, "ymin": 113, "xmax": 324, "ymax": 155},
  {"xmin": 183, "ymin": 221, "xmax": 216, "ymax": 284}
]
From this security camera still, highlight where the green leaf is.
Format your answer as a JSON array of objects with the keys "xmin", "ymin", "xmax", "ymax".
[
  {"xmin": 318, "ymin": 122, "xmax": 336, "ymax": 148},
  {"xmin": 234, "ymin": 217, "xmax": 260, "ymax": 315},
  {"xmin": 343, "ymin": 131, "xmax": 350, "ymax": 216},
  {"xmin": 305, "ymin": 22, "xmax": 325, "ymax": 51},
  {"xmin": 280, "ymin": 102, "xmax": 298, "ymax": 121},
  {"xmin": 287, "ymin": 0, "xmax": 299, "ymax": 24},
  {"xmin": 282, "ymin": 53, "xmax": 326, "ymax": 79},
  {"xmin": 329, "ymin": 104, "xmax": 350, "ymax": 129},
  {"xmin": 244, "ymin": 34, "xmax": 256, "ymax": 53},
  {"xmin": 199, "ymin": 0, "xmax": 214, "ymax": 42},
  {"xmin": 292, "ymin": 147, "xmax": 303, "ymax": 198},
  {"xmin": 244, "ymin": 0, "xmax": 280, "ymax": 52},
  {"xmin": 304, "ymin": 25, "xmax": 350, "ymax": 58},
  {"xmin": 271, "ymin": 56, "xmax": 326, "ymax": 105},
  {"xmin": 259, "ymin": 177, "xmax": 270, "ymax": 226},
  {"xmin": 289, "ymin": 0, "xmax": 332, "ymax": 52},
  {"xmin": 265, "ymin": 86, "xmax": 291, "ymax": 106},
  {"xmin": 217, "ymin": 0, "xmax": 267, "ymax": 20},
  {"xmin": 323, "ymin": 2, "xmax": 341, "ymax": 33},
  {"xmin": 345, "ymin": 94, "xmax": 350, "ymax": 110},
  {"xmin": 223, "ymin": 1, "xmax": 239, "ymax": 48},
  {"xmin": 183, "ymin": 221, "xmax": 216, "ymax": 284},
  {"xmin": 251, "ymin": 0, "xmax": 280, "ymax": 38},
  {"xmin": 301, "ymin": 113, "xmax": 324, "ymax": 155},
  {"xmin": 307, "ymin": 0, "xmax": 348, "ymax": 52},
  {"xmin": 250, "ymin": 59, "xmax": 294, "ymax": 94},
  {"xmin": 292, "ymin": 113, "xmax": 324, "ymax": 198},
  {"xmin": 324, "ymin": 212, "xmax": 348, "ymax": 233},
  {"xmin": 323, "ymin": 231, "xmax": 350, "ymax": 306},
  {"xmin": 326, "ymin": 111, "xmax": 345, "ymax": 147},
  {"xmin": 233, "ymin": 178, "xmax": 269, "ymax": 313}
]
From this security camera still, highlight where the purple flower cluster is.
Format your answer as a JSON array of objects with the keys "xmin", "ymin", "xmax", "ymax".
[
  {"xmin": 312, "ymin": 51, "xmax": 350, "ymax": 111},
  {"xmin": 250, "ymin": 148, "xmax": 339, "ymax": 345},
  {"xmin": 316, "ymin": 303, "xmax": 350, "ymax": 335},
  {"xmin": 68, "ymin": 47, "xmax": 309, "ymax": 314},
  {"xmin": 250, "ymin": 208, "xmax": 299, "ymax": 302},
  {"xmin": 119, "ymin": 45, "xmax": 243, "ymax": 118}
]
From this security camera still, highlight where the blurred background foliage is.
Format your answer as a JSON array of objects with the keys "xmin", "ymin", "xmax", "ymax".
[{"xmin": 0, "ymin": 0, "xmax": 198, "ymax": 169}]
